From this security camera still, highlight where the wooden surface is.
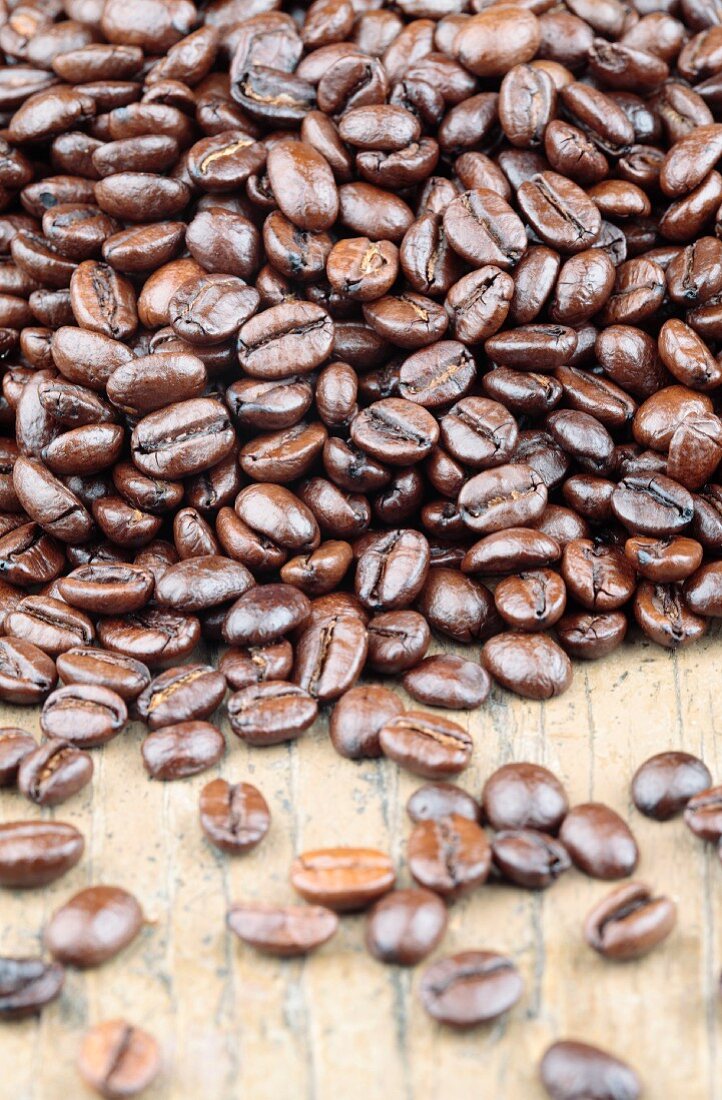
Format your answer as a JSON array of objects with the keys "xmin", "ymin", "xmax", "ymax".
[{"xmin": 2, "ymin": 627, "xmax": 722, "ymax": 1100}]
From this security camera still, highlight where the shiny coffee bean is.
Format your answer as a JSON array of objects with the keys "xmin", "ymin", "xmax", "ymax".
[
  {"xmin": 540, "ymin": 1041, "xmax": 641, "ymax": 1100},
  {"xmin": 44, "ymin": 885, "xmax": 143, "ymax": 968},
  {"xmin": 559, "ymin": 803, "xmax": 639, "ymax": 880},
  {"xmin": 365, "ymin": 888, "xmax": 447, "ymax": 966},
  {"xmin": 77, "ymin": 1019, "xmax": 160, "ymax": 1100},
  {"xmin": 0, "ymin": 957, "xmax": 65, "ymax": 1020},
  {"xmin": 290, "ymin": 847, "xmax": 395, "ymax": 912},
  {"xmin": 379, "ymin": 711, "xmax": 473, "ymax": 779},
  {"xmin": 632, "ymin": 751, "xmax": 712, "ymax": 821},
  {"xmin": 227, "ymin": 902, "xmax": 339, "ymax": 958},
  {"xmin": 584, "ymin": 881, "xmax": 676, "ymax": 961},
  {"xmin": 0, "ymin": 821, "xmax": 84, "ymax": 888},
  {"xmin": 18, "ymin": 738, "xmax": 93, "ymax": 807},
  {"xmin": 407, "ymin": 813, "xmax": 491, "ymax": 899},
  {"xmin": 142, "ymin": 721, "xmax": 224, "ymax": 781},
  {"xmin": 40, "ymin": 684, "xmax": 127, "ymax": 748},
  {"xmin": 482, "ymin": 763, "xmax": 569, "ymax": 834},
  {"xmin": 420, "ymin": 951, "xmax": 523, "ymax": 1029},
  {"xmin": 199, "ymin": 778, "xmax": 270, "ymax": 854},
  {"xmin": 492, "ymin": 830, "xmax": 571, "ymax": 890}
]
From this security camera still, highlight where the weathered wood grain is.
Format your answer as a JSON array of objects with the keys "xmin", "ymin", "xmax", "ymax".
[{"xmin": 2, "ymin": 630, "xmax": 721, "ymax": 1100}]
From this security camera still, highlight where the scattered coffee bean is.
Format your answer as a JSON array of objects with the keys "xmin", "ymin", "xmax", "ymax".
[
  {"xmin": 420, "ymin": 951, "xmax": 523, "ymax": 1028},
  {"xmin": 227, "ymin": 902, "xmax": 339, "ymax": 958},
  {"xmin": 0, "ymin": 821, "xmax": 84, "ymax": 888},
  {"xmin": 539, "ymin": 1039, "xmax": 641, "ymax": 1100},
  {"xmin": 482, "ymin": 763, "xmax": 569, "ymax": 834},
  {"xmin": 492, "ymin": 830, "xmax": 571, "ymax": 890},
  {"xmin": 44, "ymin": 885, "xmax": 144, "ymax": 967},
  {"xmin": 0, "ymin": 957, "xmax": 64, "ymax": 1020},
  {"xmin": 290, "ymin": 848, "xmax": 395, "ymax": 911},
  {"xmin": 0, "ymin": 728, "xmax": 36, "ymax": 786},
  {"xmin": 632, "ymin": 752, "xmax": 712, "ymax": 821},
  {"xmin": 199, "ymin": 778, "xmax": 270, "ymax": 854},
  {"xmin": 365, "ymin": 888, "xmax": 447, "ymax": 966},
  {"xmin": 407, "ymin": 814, "xmax": 491, "ymax": 899},
  {"xmin": 559, "ymin": 803, "xmax": 639, "ymax": 880},
  {"xmin": 379, "ymin": 711, "xmax": 473, "ymax": 779},
  {"xmin": 77, "ymin": 1019, "xmax": 160, "ymax": 1100},
  {"xmin": 584, "ymin": 881, "xmax": 677, "ymax": 961},
  {"xmin": 18, "ymin": 738, "xmax": 93, "ymax": 806},
  {"xmin": 142, "ymin": 722, "xmax": 224, "ymax": 781}
]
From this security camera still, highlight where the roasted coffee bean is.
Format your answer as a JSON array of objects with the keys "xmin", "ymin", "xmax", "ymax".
[
  {"xmin": 219, "ymin": 641, "xmax": 293, "ymax": 692},
  {"xmin": 493, "ymin": 569, "xmax": 567, "ymax": 632},
  {"xmin": 408, "ymin": 813, "xmax": 491, "ymax": 899},
  {"xmin": 0, "ymin": 821, "xmax": 84, "ymax": 888},
  {"xmin": 55, "ymin": 648, "xmax": 150, "ymax": 701},
  {"xmin": 365, "ymin": 887, "xmax": 447, "ymax": 966},
  {"xmin": 223, "ymin": 584, "xmax": 310, "ymax": 646},
  {"xmin": 0, "ymin": 728, "xmax": 36, "ymax": 786},
  {"xmin": 462, "ymin": 528, "xmax": 560, "ymax": 576},
  {"xmin": 402, "ymin": 655, "xmax": 490, "ymax": 710},
  {"xmin": 0, "ymin": 637, "xmax": 58, "ymax": 705},
  {"xmin": 366, "ymin": 610, "xmax": 430, "ymax": 674},
  {"xmin": 142, "ymin": 721, "xmax": 224, "ymax": 781},
  {"xmin": 584, "ymin": 881, "xmax": 676, "ymax": 961},
  {"xmin": 540, "ymin": 1040, "xmax": 641, "ymax": 1100},
  {"xmin": 406, "ymin": 782, "xmax": 480, "ymax": 825},
  {"xmin": 227, "ymin": 902, "xmax": 338, "ymax": 958},
  {"xmin": 459, "ymin": 464, "xmax": 548, "ymax": 534},
  {"xmin": 329, "ymin": 684, "xmax": 404, "ymax": 760},
  {"xmin": 199, "ymin": 778, "xmax": 270, "ymax": 854},
  {"xmin": 44, "ymin": 885, "xmax": 143, "ymax": 968},
  {"xmin": 482, "ymin": 763, "xmax": 569, "ymax": 834},
  {"xmin": 632, "ymin": 752, "xmax": 712, "ymax": 820},
  {"xmin": 290, "ymin": 848, "xmax": 395, "ymax": 911},
  {"xmin": 5, "ymin": 596, "xmax": 94, "ymax": 657},
  {"xmin": 683, "ymin": 786, "xmax": 722, "ymax": 842},
  {"xmin": 559, "ymin": 803, "xmax": 639, "ymax": 880},
  {"xmin": 77, "ymin": 1019, "xmax": 161, "ymax": 1100},
  {"xmin": 379, "ymin": 711, "xmax": 473, "ymax": 779},
  {"xmin": 562, "ymin": 540, "xmax": 636, "ymax": 611},
  {"xmin": 418, "ymin": 568, "xmax": 495, "ymax": 644},
  {"xmin": 294, "ymin": 614, "xmax": 367, "ymax": 701},
  {"xmin": 59, "ymin": 564, "xmax": 154, "ymax": 615},
  {"xmin": 40, "ymin": 684, "xmax": 127, "ymax": 748},
  {"xmin": 136, "ymin": 665, "xmax": 226, "ymax": 729},
  {"xmin": 492, "ymin": 829, "xmax": 571, "ymax": 890},
  {"xmin": 420, "ymin": 951, "xmax": 523, "ymax": 1028},
  {"xmin": 634, "ymin": 580, "xmax": 707, "ymax": 649},
  {"xmin": 0, "ymin": 957, "xmax": 65, "ymax": 1020},
  {"xmin": 228, "ymin": 681, "xmax": 318, "ymax": 746},
  {"xmin": 481, "ymin": 633, "xmax": 572, "ymax": 700},
  {"xmin": 443, "ymin": 189, "xmax": 527, "ymax": 271},
  {"xmin": 556, "ymin": 611, "xmax": 628, "ymax": 660},
  {"xmin": 18, "ymin": 738, "xmax": 93, "ymax": 807}
]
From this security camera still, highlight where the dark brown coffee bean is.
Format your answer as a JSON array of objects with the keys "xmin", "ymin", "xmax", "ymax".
[
  {"xmin": 540, "ymin": 1039, "xmax": 641, "ymax": 1100},
  {"xmin": 223, "ymin": 583, "xmax": 310, "ymax": 646},
  {"xmin": 556, "ymin": 611, "xmax": 628, "ymax": 660},
  {"xmin": 59, "ymin": 564, "xmax": 154, "ymax": 615},
  {"xmin": 492, "ymin": 829, "xmax": 571, "ymax": 889},
  {"xmin": 44, "ymin": 885, "xmax": 143, "ymax": 968},
  {"xmin": 329, "ymin": 685, "xmax": 404, "ymax": 761},
  {"xmin": 559, "ymin": 803, "xmax": 639, "ymax": 880},
  {"xmin": 683, "ymin": 786, "xmax": 722, "ymax": 842},
  {"xmin": 40, "ymin": 684, "xmax": 127, "ymax": 747},
  {"xmin": 365, "ymin": 887, "xmax": 447, "ymax": 966},
  {"xmin": 459, "ymin": 464, "xmax": 548, "ymax": 534},
  {"xmin": 18, "ymin": 738, "xmax": 93, "ymax": 807},
  {"xmin": 481, "ymin": 633, "xmax": 572, "ymax": 700},
  {"xmin": 294, "ymin": 614, "xmax": 367, "ymax": 702},
  {"xmin": 77, "ymin": 1019, "xmax": 160, "ymax": 1100},
  {"xmin": 136, "ymin": 665, "xmax": 226, "ymax": 729},
  {"xmin": 227, "ymin": 902, "xmax": 338, "ymax": 957},
  {"xmin": 0, "ymin": 820, "xmax": 84, "ymax": 888},
  {"xmin": 199, "ymin": 778, "xmax": 270, "ymax": 854},
  {"xmin": 379, "ymin": 710, "xmax": 473, "ymax": 779},
  {"xmin": 219, "ymin": 641, "xmax": 293, "ymax": 692},
  {"xmin": 142, "ymin": 721, "xmax": 224, "ymax": 781},
  {"xmin": 634, "ymin": 580, "xmax": 708, "ymax": 649},
  {"xmin": 56, "ymin": 648, "xmax": 150, "ymax": 702},
  {"xmin": 418, "ymin": 568, "xmax": 495, "ymax": 644},
  {"xmin": 0, "ymin": 728, "xmax": 36, "ymax": 787},
  {"xmin": 0, "ymin": 957, "xmax": 65, "ymax": 1020},
  {"xmin": 6, "ymin": 596, "xmax": 94, "ymax": 657},
  {"xmin": 443, "ymin": 189, "xmax": 527, "ymax": 271},
  {"xmin": 584, "ymin": 881, "xmax": 676, "ymax": 961},
  {"xmin": 632, "ymin": 751, "xmax": 713, "ymax": 821},
  {"xmin": 0, "ymin": 637, "xmax": 58, "ymax": 705},
  {"xmin": 290, "ymin": 847, "xmax": 395, "ymax": 911},
  {"xmin": 420, "ymin": 950, "xmax": 523, "ymax": 1028},
  {"xmin": 355, "ymin": 529, "xmax": 430, "ymax": 611},
  {"xmin": 406, "ymin": 782, "xmax": 480, "ymax": 825},
  {"xmin": 366, "ymin": 610, "xmax": 430, "ymax": 674},
  {"xmin": 482, "ymin": 763, "xmax": 569, "ymax": 834},
  {"xmin": 403, "ymin": 655, "xmax": 490, "ymax": 710},
  {"xmin": 562, "ymin": 539, "xmax": 636, "ymax": 611},
  {"xmin": 228, "ymin": 681, "xmax": 318, "ymax": 746},
  {"xmin": 494, "ymin": 569, "xmax": 567, "ymax": 632},
  {"xmin": 131, "ymin": 398, "xmax": 235, "ymax": 481}
]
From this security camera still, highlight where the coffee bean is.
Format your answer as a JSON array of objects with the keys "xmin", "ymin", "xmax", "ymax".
[
  {"xmin": 420, "ymin": 951, "xmax": 523, "ymax": 1028},
  {"xmin": 199, "ymin": 778, "xmax": 270, "ymax": 854},
  {"xmin": 98, "ymin": 609, "xmax": 201, "ymax": 667},
  {"xmin": 294, "ymin": 613, "xmax": 367, "ymax": 701},
  {"xmin": 142, "ymin": 721, "xmax": 224, "ymax": 781},
  {"xmin": 481, "ymin": 632, "xmax": 572, "ymax": 700},
  {"xmin": 77, "ymin": 1019, "xmax": 161, "ymax": 1100},
  {"xmin": 482, "ymin": 763, "xmax": 569, "ymax": 833},
  {"xmin": 584, "ymin": 881, "xmax": 676, "ymax": 961},
  {"xmin": 44, "ymin": 885, "xmax": 143, "ymax": 967},
  {"xmin": 228, "ymin": 682, "xmax": 318, "ymax": 746},
  {"xmin": 632, "ymin": 751, "xmax": 712, "ymax": 820},
  {"xmin": 18, "ymin": 738, "xmax": 93, "ymax": 806},
  {"xmin": 406, "ymin": 783, "xmax": 480, "ymax": 825},
  {"xmin": 41, "ymin": 684, "xmax": 127, "ymax": 747},
  {"xmin": 0, "ymin": 728, "xmax": 36, "ymax": 786},
  {"xmin": 329, "ymin": 684, "xmax": 404, "ymax": 760},
  {"xmin": 0, "ymin": 956, "xmax": 65, "ymax": 1020},
  {"xmin": 559, "ymin": 803, "xmax": 639, "ymax": 880},
  {"xmin": 365, "ymin": 887, "xmax": 447, "ymax": 966},
  {"xmin": 492, "ymin": 830, "xmax": 571, "ymax": 889},
  {"xmin": 539, "ymin": 1040, "xmax": 642, "ymax": 1100},
  {"xmin": 683, "ymin": 786, "xmax": 722, "ymax": 841},
  {"xmin": 218, "ymin": 642, "xmax": 293, "ymax": 692},
  {"xmin": 366, "ymin": 610, "xmax": 430, "ymax": 673},
  {"xmin": 408, "ymin": 813, "xmax": 491, "ymax": 898},
  {"xmin": 379, "ymin": 710, "xmax": 473, "ymax": 779},
  {"xmin": 59, "ymin": 564, "xmax": 155, "ymax": 615},
  {"xmin": 223, "ymin": 583, "xmax": 310, "ymax": 646},
  {"xmin": 402, "ymin": 655, "xmax": 490, "ymax": 710},
  {"xmin": 0, "ymin": 820, "xmax": 84, "ymax": 888},
  {"xmin": 136, "ymin": 665, "xmax": 226, "ymax": 729},
  {"xmin": 227, "ymin": 902, "xmax": 338, "ymax": 958},
  {"xmin": 290, "ymin": 848, "xmax": 395, "ymax": 911},
  {"xmin": 0, "ymin": 637, "xmax": 58, "ymax": 704},
  {"xmin": 556, "ymin": 611, "xmax": 628, "ymax": 660},
  {"xmin": 55, "ymin": 648, "xmax": 150, "ymax": 701}
]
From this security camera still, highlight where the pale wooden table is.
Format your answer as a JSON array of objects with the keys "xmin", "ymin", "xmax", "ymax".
[{"xmin": 2, "ymin": 627, "xmax": 721, "ymax": 1100}]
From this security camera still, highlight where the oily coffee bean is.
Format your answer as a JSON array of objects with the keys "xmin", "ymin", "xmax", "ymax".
[
  {"xmin": 379, "ymin": 711, "xmax": 473, "ymax": 779},
  {"xmin": 492, "ymin": 830, "xmax": 571, "ymax": 890},
  {"xmin": 142, "ymin": 722, "xmax": 225, "ymax": 781},
  {"xmin": 0, "ymin": 728, "xmax": 36, "ymax": 786},
  {"xmin": 44, "ymin": 885, "xmax": 144, "ymax": 968},
  {"xmin": 18, "ymin": 738, "xmax": 93, "ymax": 807},
  {"xmin": 402, "ymin": 655, "xmax": 490, "ymax": 710},
  {"xmin": 556, "ymin": 611, "xmax": 628, "ymax": 660},
  {"xmin": 632, "ymin": 751, "xmax": 712, "ymax": 821},
  {"xmin": 58, "ymin": 564, "xmax": 154, "ymax": 615},
  {"xmin": 482, "ymin": 763, "xmax": 569, "ymax": 834},
  {"xmin": 227, "ymin": 682, "xmax": 318, "ymax": 746},
  {"xmin": 481, "ymin": 633, "xmax": 572, "ymax": 700},
  {"xmin": 0, "ymin": 637, "xmax": 58, "ymax": 705},
  {"xmin": 407, "ymin": 783, "xmax": 480, "ymax": 825},
  {"xmin": 218, "ymin": 642, "xmax": 293, "ymax": 692},
  {"xmin": 136, "ymin": 665, "xmax": 226, "ymax": 729},
  {"xmin": 0, "ymin": 821, "xmax": 84, "ymax": 888},
  {"xmin": 0, "ymin": 957, "xmax": 65, "ymax": 1020},
  {"xmin": 77, "ymin": 1019, "xmax": 161, "ymax": 1100},
  {"xmin": 5, "ymin": 596, "xmax": 94, "ymax": 657},
  {"xmin": 407, "ymin": 814, "xmax": 491, "ymax": 899},
  {"xmin": 420, "ymin": 951, "xmax": 523, "ymax": 1029},
  {"xmin": 559, "ymin": 803, "xmax": 639, "ymax": 880},
  {"xmin": 584, "ymin": 881, "xmax": 676, "ymax": 961},
  {"xmin": 97, "ymin": 609, "xmax": 201, "ymax": 667},
  {"xmin": 366, "ymin": 610, "xmax": 430, "ymax": 674},
  {"xmin": 329, "ymin": 684, "xmax": 404, "ymax": 760},
  {"xmin": 365, "ymin": 888, "xmax": 447, "ymax": 966},
  {"xmin": 223, "ymin": 584, "xmax": 310, "ymax": 646},
  {"xmin": 683, "ymin": 786, "xmax": 722, "ymax": 842},
  {"xmin": 539, "ymin": 1040, "xmax": 642, "ymax": 1100},
  {"xmin": 40, "ymin": 684, "xmax": 127, "ymax": 748},
  {"xmin": 227, "ymin": 903, "xmax": 339, "ymax": 958},
  {"xmin": 55, "ymin": 648, "xmax": 150, "ymax": 702},
  {"xmin": 293, "ymin": 613, "xmax": 368, "ymax": 701},
  {"xmin": 199, "ymin": 778, "xmax": 270, "ymax": 854},
  {"xmin": 290, "ymin": 848, "xmax": 395, "ymax": 911}
]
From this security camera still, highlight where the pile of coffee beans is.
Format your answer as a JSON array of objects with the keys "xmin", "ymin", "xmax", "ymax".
[{"xmin": 1, "ymin": 0, "xmax": 722, "ymax": 1093}]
